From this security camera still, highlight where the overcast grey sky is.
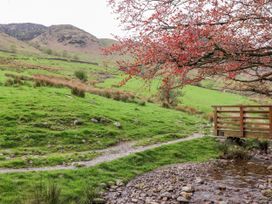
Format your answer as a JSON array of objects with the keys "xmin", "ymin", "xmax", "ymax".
[{"xmin": 0, "ymin": 0, "xmax": 124, "ymax": 38}]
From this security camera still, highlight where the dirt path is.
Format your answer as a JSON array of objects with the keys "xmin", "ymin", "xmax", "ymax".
[{"xmin": 0, "ymin": 133, "xmax": 203, "ymax": 174}]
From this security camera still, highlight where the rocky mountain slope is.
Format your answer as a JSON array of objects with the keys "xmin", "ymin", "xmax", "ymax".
[
  {"xmin": 0, "ymin": 23, "xmax": 117, "ymax": 61},
  {"xmin": 30, "ymin": 24, "xmax": 103, "ymax": 54},
  {"xmin": 0, "ymin": 23, "xmax": 47, "ymax": 41}
]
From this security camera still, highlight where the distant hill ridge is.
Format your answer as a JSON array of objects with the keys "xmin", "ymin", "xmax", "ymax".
[
  {"xmin": 0, "ymin": 23, "xmax": 118, "ymax": 61},
  {"xmin": 0, "ymin": 23, "xmax": 47, "ymax": 41}
]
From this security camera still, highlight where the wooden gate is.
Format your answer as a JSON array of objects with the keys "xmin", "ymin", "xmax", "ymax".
[{"xmin": 213, "ymin": 105, "xmax": 272, "ymax": 139}]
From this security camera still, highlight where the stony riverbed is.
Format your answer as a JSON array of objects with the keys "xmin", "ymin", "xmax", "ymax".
[{"xmin": 105, "ymin": 154, "xmax": 272, "ymax": 203}]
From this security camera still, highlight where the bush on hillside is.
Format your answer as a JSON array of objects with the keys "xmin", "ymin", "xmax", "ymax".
[
  {"xmin": 175, "ymin": 105, "xmax": 201, "ymax": 115},
  {"xmin": 79, "ymin": 185, "xmax": 103, "ymax": 204},
  {"xmin": 71, "ymin": 87, "xmax": 85, "ymax": 98},
  {"xmin": 74, "ymin": 70, "xmax": 88, "ymax": 82},
  {"xmin": 218, "ymin": 140, "xmax": 251, "ymax": 160},
  {"xmin": 4, "ymin": 78, "xmax": 23, "ymax": 86},
  {"xmin": 28, "ymin": 181, "xmax": 62, "ymax": 204}
]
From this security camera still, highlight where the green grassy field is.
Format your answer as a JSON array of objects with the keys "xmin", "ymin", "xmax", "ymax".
[
  {"xmin": 0, "ymin": 83, "xmax": 202, "ymax": 168},
  {"xmin": 99, "ymin": 76, "xmax": 253, "ymax": 113}
]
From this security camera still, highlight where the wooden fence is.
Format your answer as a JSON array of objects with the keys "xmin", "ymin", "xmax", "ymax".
[{"xmin": 213, "ymin": 105, "xmax": 272, "ymax": 139}]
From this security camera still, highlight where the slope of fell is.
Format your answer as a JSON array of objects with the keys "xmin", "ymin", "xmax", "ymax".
[
  {"xmin": 30, "ymin": 24, "xmax": 103, "ymax": 53},
  {"xmin": 0, "ymin": 23, "xmax": 47, "ymax": 41},
  {"xmin": 0, "ymin": 32, "xmax": 42, "ymax": 54}
]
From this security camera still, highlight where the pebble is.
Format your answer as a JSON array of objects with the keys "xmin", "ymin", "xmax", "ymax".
[
  {"xmin": 113, "ymin": 122, "xmax": 122, "ymax": 128},
  {"xmin": 267, "ymin": 165, "xmax": 272, "ymax": 170},
  {"xmin": 73, "ymin": 119, "xmax": 83, "ymax": 125},
  {"xmin": 91, "ymin": 118, "xmax": 99, "ymax": 123},
  {"xmin": 195, "ymin": 177, "xmax": 204, "ymax": 184},
  {"xmin": 177, "ymin": 196, "xmax": 189, "ymax": 202},
  {"xmin": 181, "ymin": 185, "xmax": 193, "ymax": 192},
  {"xmin": 180, "ymin": 192, "xmax": 192, "ymax": 200},
  {"xmin": 262, "ymin": 189, "xmax": 272, "ymax": 197}
]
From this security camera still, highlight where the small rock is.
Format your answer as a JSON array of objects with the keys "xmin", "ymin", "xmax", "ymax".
[
  {"xmin": 258, "ymin": 184, "xmax": 265, "ymax": 189},
  {"xmin": 181, "ymin": 185, "xmax": 194, "ymax": 193},
  {"xmin": 267, "ymin": 165, "xmax": 272, "ymax": 170},
  {"xmin": 262, "ymin": 189, "xmax": 272, "ymax": 198},
  {"xmin": 91, "ymin": 118, "xmax": 99, "ymax": 123},
  {"xmin": 180, "ymin": 192, "xmax": 192, "ymax": 200},
  {"xmin": 75, "ymin": 163, "xmax": 85, "ymax": 168},
  {"xmin": 100, "ymin": 117, "xmax": 111, "ymax": 123},
  {"xmin": 177, "ymin": 196, "xmax": 189, "ymax": 203},
  {"xmin": 93, "ymin": 198, "xmax": 105, "ymax": 203},
  {"xmin": 217, "ymin": 185, "xmax": 226, "ymax": 191},
  {"xmin": 195, "ymin": 177, "xmax": 204, "ymax": 184},
  {"xmin": 110, "ymin": 185, "xmax": 118, "ymax": 190},
  {"xmin": 114, "ymin": 122, "xmax": 122, "ymax": 128},
  {"xmin": 99, "ymin": 183, "xmax": 107, "ymax": 188},
  {"xmin": 131, "ymin": 198, "xmax": 138, "ymax": 202},
  {"xmin": 162, "ymin": 197, "xmax": 168, "ymax": 201},
  {"xmin": 116, "ymin": 180, "xmax": 124, "ymax": 186},
  {"xmin": 73, "ymin": 119, "xmax": 83, "ymax": 125},
  {"xmin": 140, "ymin": 193, "xmax": 146, "ymax": 197},
  {"xmin": 161, "ymin": 192, "xmax": 171, "ymax": 198},
  {"xmin": 218, "ymin": 201, "xmax": 228, "ymax": 204}
]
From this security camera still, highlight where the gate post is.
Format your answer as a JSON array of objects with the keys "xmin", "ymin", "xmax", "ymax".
[
  {"xmin": 214, "ymin": 106, "xmax": 218, "ymax": 136},
  {"xmin": 240, "ymin": 106, "xmax": 245, "ymax": 137},
  {"xmin": 269, "ymin": 106, "xmax": 272, "ymax": 139}
]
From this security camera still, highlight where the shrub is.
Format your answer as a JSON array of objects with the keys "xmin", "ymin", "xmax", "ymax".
[
  {"xmin": 257, "ymin": 140, "xmax": 269, "ymax": 154},
  {"xmin": 159, "ymin": 88, "xmax": 180, "ymax": 107},
  {"xmin": 79, "ymin": 186, "xmax": 103, "ymax": 204},
  {"xmin": 10, "ymin": 44, "xmax": 17, "ymax": 53},
  {"xmin": 75, "ymin": 70, "xmax": 88, "ymax": 82},
  {"xmin": 62, "ymin": 50, "xmax": 68, "ymax": 58},
  {"xmin": 45, "ymin": 48, "xmax": 53, "ymax": 55},
  {"xmin": 28, "ymin": 181, "xmax": 62, "ymax": 204},
  {"xmin": 71, "ymin": 87, "xmax": 85, "ymax": 98},
  {"xmin": 73, "ymin": 55, "xmax": 79, "ymax": 61},
  {"xmin": 203, "ymin": 112, "xmax": 214, "ymax": 123},
  {"xmin": 4, "ymin": 79, "xmax": 15, "ymax": 86},
  {"xmin": 4, "ymin": 77, "xmax": 23, "ymax": 86},
  {"xmin": 46, "ymin": 182, "xmax": 62, "ymax": 204},
  {"xmin": 137, "ymin": 100, "xmax": 146, "ymax": 106},
  {"xmin": 175, "ymin": 105, "xmax": 201, "ymax": 115},
  {"xmin": 218, "ymin": 141, "xmax": 251, "ymax": 160}
]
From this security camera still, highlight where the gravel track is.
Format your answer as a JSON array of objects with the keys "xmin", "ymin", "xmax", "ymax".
[{"xmin": 0, "ymin": 133, "xmax": 203, "ymax": 174}]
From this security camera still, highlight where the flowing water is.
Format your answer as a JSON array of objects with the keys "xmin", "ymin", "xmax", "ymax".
[{"xmin": 192, "ymin": 159, "xmax": 272, "ymax": 203}]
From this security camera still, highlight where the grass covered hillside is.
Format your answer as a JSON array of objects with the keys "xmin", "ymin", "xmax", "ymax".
[
  {"xmin": 99, "ymin": 76, "xmax": 253, "ymax": 113},
  {"xmin": 0, "ymin": 51, "xmax": 207, "ymax": 169},
  {"xmin": 0, "ymin": 50, "xmax": 254, "ymax": 203},
  {"xmin": 0, "ymin": 33, "xmax": 42, "ymax": 55}
]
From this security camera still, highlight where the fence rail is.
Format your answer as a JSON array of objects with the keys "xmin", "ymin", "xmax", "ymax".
[{"xmin": 213, "ymin": 105, "xmax": 272, "ymax": 140}]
